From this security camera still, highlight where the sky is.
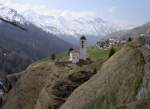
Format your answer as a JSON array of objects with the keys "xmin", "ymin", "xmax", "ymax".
[{"xmin": 0, "ymin": 0, "xmax": 150, "ymax": 27}]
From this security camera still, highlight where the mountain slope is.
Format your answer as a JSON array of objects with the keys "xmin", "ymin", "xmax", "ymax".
[
  {"xmin": 0, "ymin": 6, "xmax": 72, "ymax": 74},
  {"xmin": 1, "ymin": 46, "xmax": 110, "ymax": 109},
  {"xmin": 1, "ymin": 60, "xmax": 95, "ymax": 109},
  {"xmin": 2, "ymin": 39, "xmax": 150, "ymax": 109},
  {"xmin": 60, "ymin": 41, "xmax": 146, "ymax": 109},
  {"xmin": 105, "ymin": 22, "xmax": 150, "ymax": 39}
]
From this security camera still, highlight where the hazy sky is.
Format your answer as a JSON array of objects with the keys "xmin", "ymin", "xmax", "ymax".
[{"xmin": 0, "ymin": 0, "xmax": 150, "ymax": 27}]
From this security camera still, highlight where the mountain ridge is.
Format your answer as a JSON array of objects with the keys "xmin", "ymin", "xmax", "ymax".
[
  {"xmin": 0, "ymin": 6, "xmax": 73, "ymax": 74},
  {"xmin": 103, "ymin": 22, "xmax": 150, "ymax": 40},
  {"xmin": 20, "ymin": 9, "xmax": 120, "ymax": 45}
]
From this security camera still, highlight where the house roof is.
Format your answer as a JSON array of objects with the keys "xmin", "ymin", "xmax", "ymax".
[
  {"xmin": 144, "ymin": 34, "xmax": 150, "ymax": 38},
  {"xmin": 143, "ymin": 30, "xmax": 150, "ymax": 38},
  {"xmin": 69, "ymin": 48, "xmax": 74, "ymax": 52},
  {"xmin": 144, "ymin": 29, "xmax": 150, "ymax": 36},
  {"xmin": 146, "ymin": 29, "xmax": 150, "ymax": 34}
]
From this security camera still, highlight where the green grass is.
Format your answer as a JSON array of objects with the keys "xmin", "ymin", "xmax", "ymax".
[
  {"xmin": 34, "ymin": 52, "xmax": 69, "ymax": 64},
  {"xmin": 87, "ymin": 46, "xmax": 110, "ymax": 62},
  {"xmin": 83, "ymin": 95, "xmax": 118, "ymax": 109},
  {"xmin": 56, "ymin": 52, "xmax": 69, "ymax": 59},
  {"xmin": 35, "ymin": 46, "xmax": 115, "ymax": 65}
]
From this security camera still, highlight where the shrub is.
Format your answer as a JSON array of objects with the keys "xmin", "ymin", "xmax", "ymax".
[
  {"xmin": 93, "ymin": 68, "xmax": 97, "ymax": 74},
  {"xmin": 109, "ymin": 47, "xmax": 116, "ymax": 58},
  {"xmin": 51, "ymin": 53, "xmax": 56, "ymax": 60},
  {"xmin": 128, "ymin": 37, "xmax": 132, "ymax": 42}
]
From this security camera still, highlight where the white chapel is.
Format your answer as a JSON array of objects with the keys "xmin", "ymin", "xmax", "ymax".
[{"xmin": 69, "ymin": 36, "xmax": 87, "ymax": 63}]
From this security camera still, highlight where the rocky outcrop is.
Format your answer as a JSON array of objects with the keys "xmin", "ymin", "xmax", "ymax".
[
  {"xmin": 33, "ymin": 70, "xmax": 95, "ymax": 109},
  {"xmin": 2, "ymin": 60, "xmax": 95, "ymax": 109},
  {"xmin": 136, "ymin": 47, "xmax": 150, "ymax": 100},
  {"xmin": 47, "ymin": 71, "xmax": 94, "ymax": 109},
  {"xmin": 2, "ymin": 39, "xmax": 150, "ymax": 109},
  {"xmin": 117, "ymin": 98, "xmax": 150, "ymax": 109},
  {"xmin": 60, "ymin": 44, "xmax": 146, "ymax": 109}
]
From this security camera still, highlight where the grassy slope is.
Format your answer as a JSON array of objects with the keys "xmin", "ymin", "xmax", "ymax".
[
  {"xmin": 87, "ymin": 46, "xmax": 109, "ymax": 62},
  {"xmin": 87, "ymin": 46, "xmax": 110, "ymax": 70},
  {"xmin": 36, "ymin": 46, "xmax": 110, "ymax": 63},
  {"xmin": 83, "ymin": 40, "xmax": 145, "ymax": 109}
]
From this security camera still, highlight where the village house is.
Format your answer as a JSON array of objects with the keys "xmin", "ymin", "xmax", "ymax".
[
  {"xmin": 69, "ymin": 36, "xmax": 87, "ymax": 63},
  {"xmin": 96, "ymin": 38, "xmax": 125, "ymax": 49},
  {"xmin": 96, "ymin": 39, "xmax": 109, "ymax": 49},
  {"xmin": 144, "ymin": 30, "xmax": 150, "ymax": 49},
  {"xmin": 69, "ymin": 50, "xmax": 80, "ymax": 63},
  {"xmin": 0, "ymin": 81, "xmax": 6, "ymax": 104}
]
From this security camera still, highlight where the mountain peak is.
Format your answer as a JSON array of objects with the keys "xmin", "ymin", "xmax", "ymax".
[
  {"xmin": 0, "ymin": 5, "xmax": 27, "ymax": 25},
  {"xmin": 0, "ymin": 5, "xmax": 121, "ymax": 45},
  {"xmin": 21, "ymin": 9, "xmax": 120, "ymax": 38}
]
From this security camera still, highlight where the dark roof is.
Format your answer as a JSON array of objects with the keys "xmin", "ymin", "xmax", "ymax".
[
  {"xmin": 69, "ymin": 48, "xmax": 74, "ymax": 52},
  {"xmin": 144, "ymin": 31, "xmax": 150, "ymax": 38},
  {"xmin": 146, "ymin": 29, "xmax": 150, "ymax": 34},
  {"xmin": 145, "ymin": 35, "xmax": 150, "ymax": 38},
  {"xmin": 80, "ymin": 36, "xmax": 86, "ymax": 40}
]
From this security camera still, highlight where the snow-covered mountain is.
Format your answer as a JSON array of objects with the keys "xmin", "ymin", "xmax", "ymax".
[
  {"xmin": 0, "ymin": 4, "xmax": 27, "ymax": 25},
  {"xmin": 0, "ymin": 4, "xmax": 120, "ymax": 45},
  {"xmin": 22, "ymin": 10, "xmax": 118, "ymax": 36},
  {"xmin": 21, "ymin": 10, "xmax": 119, "ymax": 39}
]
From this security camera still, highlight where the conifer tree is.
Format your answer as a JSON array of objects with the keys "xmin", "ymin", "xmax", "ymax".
[
  {"xmin": 109, "ymin": 47, "xmax": 116, "ymax": 58},
  {"xmin": 128, "ymin": 37, "xmax": 132, "ymax": 42},
  {"xmin": 51, "ymin": 53, "xmax": 56, "ymax": 60}
]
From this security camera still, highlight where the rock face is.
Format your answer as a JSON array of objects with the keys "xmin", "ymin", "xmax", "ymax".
[
  {"xmin": 44, "ymin": 71, "xmax": 94, "ymax": 109},
  {"xmin": 118, "ymin": 98, "xmax": 150, "ymax": 109},
  {"xmin": 33, "ymin": 70, "xmax": 94, "ymax": 109},
  {"xmin": 60, "ymin": 43, "xmax": 146, "ymax": 109},
  {"xmin": 136, "ymin": 47, "xmax": 150, "ymax": 100},
  {"xmin": 1, "ymin": 61, "xmax": 94, "ymax": 109},
  {"xmin": 136, "ymin": 66, "xmax": 150, "ymax": 100}
]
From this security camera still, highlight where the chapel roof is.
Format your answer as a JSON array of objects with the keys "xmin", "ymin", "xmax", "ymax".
[
  {"xmin": 146, "ymin": 29, "xmax": 150, "ymax": 34},
  {"xmin": 144, "ymin": 29, "xmax": 150, "ymax": 38}
]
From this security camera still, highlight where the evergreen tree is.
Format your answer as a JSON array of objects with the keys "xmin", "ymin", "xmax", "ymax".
[
  {"xmin": 109, "ymin": 47, "xmax": 116, "ymax": 58},
  {"xmin": 51, "ymin": 53, "xmax": 56, "ymax": 60},
  {"xmin": 68, "ymin": 48, "xmax": 74, "ymax": 55},
  {"xmin": 93, "ymin": 68, "xmax": 97, "ymax": 74},
  {"xmin": 69, "ymin": 48, "xmax": 74, "ymax": 51},
  {"xmin": 128, "ymin": 37, "xmax": 132, "ymax": 42}
]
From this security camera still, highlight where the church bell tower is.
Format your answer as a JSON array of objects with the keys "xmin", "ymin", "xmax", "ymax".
[{"xmin": 79, "ymin": 35, "xmax": 87, "ymax": 60}]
